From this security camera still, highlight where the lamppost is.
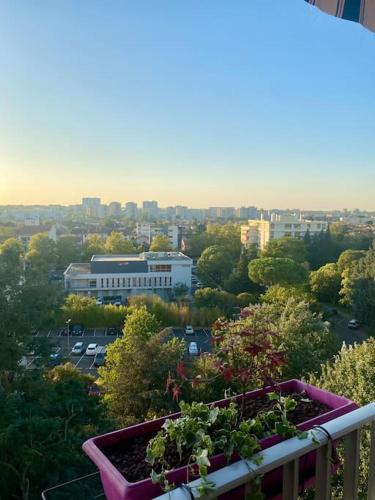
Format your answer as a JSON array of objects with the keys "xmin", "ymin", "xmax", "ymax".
[{"xmin": 66, "ymin": 318, "xmax": 71, "ymax": 352}]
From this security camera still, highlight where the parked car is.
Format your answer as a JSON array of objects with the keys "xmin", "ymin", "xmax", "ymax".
[
  {"xmin": 107, "ymin": 327, "xmax": 118, "ymax": 336},
  {"xmin": 72, "ymin": 324, "xmax": 84, "ymax": 336},
  {"xmin": 114, "ymin": 299, "xmax": 122, "ymax": 307},
  {"xmin": 49, "ymin": 353, "xmax": 62, "ymax": 366},
  {"xmin": 96, "ymin": 297, "xmax": 103, "ymax": 305},
  {"xmin": 86, "ymin": 343, "xmax": 98, "ymax": 356},
  {"xmin": 348, "ymin": 319, "xmax": 361, "ymax": 330},
  {"xmin": 185, "ymin": 325, "xmax": 194, "ymax": 335},
  {"xmin": 94, "ymin": 347, "xmax": 107, "ymax": 367},
  {"xmin": 188, "ymin": 341, "xmax": 199, "ymax": 356},
  {"xmin": 71, "ymin": 342, "xmax": 85, "ymax": 355}
]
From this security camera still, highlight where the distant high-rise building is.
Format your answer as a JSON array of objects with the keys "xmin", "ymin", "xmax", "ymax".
[
  {"xmin": 125, "ymin": 202, "xmax": 138, "ymax": 219},
  {"xmin": 142, "ymin": 200, "xmax": 158, "ymax": 219},
  {"xmin": 175, "ymin": 206, "xmax": 188, "ymax": 219},
  {"xmin": 208, "ymin": 207, "xmax": 235, "ymax": 220},
  {"xmin": 108, "ymin": 201, "xmax": 122, "ymax": 217},
  {"xmin": 82, "ymin": 197, "xmax": 101, "ymax": 217},
  {"xmin": 237, "ymin": 206, "xmax": 259, "ymax": 220}
]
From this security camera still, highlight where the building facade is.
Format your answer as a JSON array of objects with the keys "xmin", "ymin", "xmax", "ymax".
[
  {"xmin": 241, "ymin": 214, "xmax": 328, "ymax": 250},
  {"xmin": 82, "ymin": 198, "xmax": 101, "ymax": 217},
  {"xmin": 64, "ymin": 252, "xmax": 192, "ymax": 301}
]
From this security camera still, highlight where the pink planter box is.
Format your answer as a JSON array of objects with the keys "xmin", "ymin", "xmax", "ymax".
[{"xmin": 83, "ymin": 379, "xmax": 357, "ymax": 500}]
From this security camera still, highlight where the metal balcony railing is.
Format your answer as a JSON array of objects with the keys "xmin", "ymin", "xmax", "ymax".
[{"xmin": 155, "ymin": 403, "xmax": 375, "ymax": 500}]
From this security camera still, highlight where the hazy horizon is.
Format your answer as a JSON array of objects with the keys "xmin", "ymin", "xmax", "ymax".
[{"xmin": 1, "ymin": 1, "xmax": 374, "ymax": 209}]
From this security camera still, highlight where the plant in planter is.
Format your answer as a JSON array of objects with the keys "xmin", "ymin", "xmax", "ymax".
[{"xmin": 146, "ymin": 393, "xmax": 306, "ymax": 495}]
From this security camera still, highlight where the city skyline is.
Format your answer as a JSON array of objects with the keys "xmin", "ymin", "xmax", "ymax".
[{"xmin": 1, "ymin": 1, "xmax": 375, "ymax": 209}]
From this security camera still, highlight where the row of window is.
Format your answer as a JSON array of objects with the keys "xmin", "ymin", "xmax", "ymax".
[
  {"xmin": 89, "ymin": 276, "xmax": 173, "ymax": 289},
  {"xmin": 149, "ymin": 264, "xmax": 172, "ymax": 272}
]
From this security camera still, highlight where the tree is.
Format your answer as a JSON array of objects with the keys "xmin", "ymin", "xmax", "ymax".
[
  {"xmin": 82, "ymin": 234, "xmax": 105, "ymax": 261},
  {"xmin": 0, "ymin": 365, "xmax": 111, "ymax": 500},
  {"xmin": 193, "ymin": 288, "xmax": 239, "ymax": 316},
  {"xmin": 105, "ymin": 231, "xmax": 139, "ymax": 254},
  {"xmin": 310, "ymin": 339, "xmax": 375, "ymax": 496},
  {"xmin": 150, "ymin": 235, "xmax": 172, "ymax": 252},
  {"xmin": 248, "ymin": 257, "xmax": 308, "ymax": 287},
  {"xmin": 244, "ymin": 300, "xmax": 338, "ymax": 379},
  {"xmin": 26, "ymin": 233, "xmax": 57, "ymax": 278},
  {"xmin": 261, "ymin": 284, "xmax": 314, "ymax": 307},
  {"xmin": 98, "ymin": 331, "xmax": 186, "ymax": 426},
  {"xmin": 261, "ymin": 237, "xmax": 308, "ymax": 264},
  {"xmin": 310, "ymin": 263, "xmax": 341, "ymax": 303},
  {"xmin": 337, "ymin": 249, "xmax": 366, "ymax": 273},
  {"xmin": 197, "ymin": 245, "xmax": 233, "ymax": 287},
  {"xmin": 122, "ymin": 306, "xmax": 161, "ymax": 350},
  {"xmin": 0, "ymin": 238, "xmax": 62, "ymax": 381},
  {"xmin": 56, "ymin": 236, "xmax": 81, "ymax": 268},
  {"xmin": 223, "ymin": 248, "xmax": 260, "ymax": 295},
  {"xmin": 339, "ymin": 244, "xmax": 375, "ymax": 323}
]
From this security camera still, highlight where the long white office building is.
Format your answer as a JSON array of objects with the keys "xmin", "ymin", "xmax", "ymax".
[{"xmin": 64, "ymin": 252, "xmax": 192, "ymax": 301}]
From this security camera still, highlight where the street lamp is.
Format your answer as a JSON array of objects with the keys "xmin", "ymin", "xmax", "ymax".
[{"xmin": 66, "ymin": 318, "xmax": 71, "ymax": 352}]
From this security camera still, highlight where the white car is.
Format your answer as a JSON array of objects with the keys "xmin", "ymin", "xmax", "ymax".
[
  {"xmin": 96, "ymin": 298, "xmax": 103, "ymax": 305},
  {"xmin": 185, "ymin": 325, "xmax": 194, "ymax": 335},
  {"xmin": 85, "ymin": 343, "xmax": 98, "ymax": 356},
  {"xmin": 188, "ymin": 342, "xmax": 199, "ymax": 356},
  {"xmin": 71, "ymin": 342, "xmax": 85, "ymax": 355},
  {"xmin": 348, "ymin": 319, "xmax": 361, "ymax": 330}
]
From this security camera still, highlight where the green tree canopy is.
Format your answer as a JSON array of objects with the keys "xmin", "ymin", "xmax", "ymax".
[
  {"xmin": 261, "ymin": 284, "xmax": 314, "ymax": 306},
  {"xmin": 0, "ymin": 365, "xmax": 111, "ymax": 500},
  {"xmin": 223, "ymin": 247, "xmax": 260, "ymax": 295},
  {"xmin": 261, "ymin": 237, "xmax": 308, "ymax": 264},
  {"xmin": 150, "ymin": 234, "xmax": 172, "ymax": 252},
  {"xmin": 56, "ymin": 235, "xmax": 81, "ymax": 268},
  {"xmin": 310, "ymin": 339, "xmax": 375, "ymax": 496},
  {"xmin": 26, "ymin": 233, "xmax": 57, "ymax": 278},
  {"xmin": 245, "ymin": 300, "xmax": 338, "ymax": 379},
  {"xmin": 98, "ymin": 331, "xmax": 185, "ymax": 426},
  {"xmin": 339, "ymin": 244, "xmax": 375, "ymax": 323},
  {"xmin": 82, "ymin": 234, "xmax": 105, "ymax": 261},
  {"xmin": 248, "ymin": 257, "xmax": 308, "ymax": 287},
  {"xmin": 193, "ymin": 288, "xmax": 239, "ymax": 316},
  {"xmin": 310, "ymin": 263, "xmax": 342, "ymax": 303},
  {"xmin": 122, "ymin": 306, "xmax": 161, "ymax": 350},
  {"xmin": 197, "ymin": 245, "xmax": 232, "ymax": 287},
  {"xmin": 105, "ymin": 231, "xmax": 139, "ymax": 254},
  {"xmin": 337, "ymin": 249, "xmax": 366, "ymax": 273}
]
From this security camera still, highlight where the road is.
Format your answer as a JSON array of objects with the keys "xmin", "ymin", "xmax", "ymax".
[{"xmin": 320, "ymin": 305, "xmax": 370, "ymax": 345}]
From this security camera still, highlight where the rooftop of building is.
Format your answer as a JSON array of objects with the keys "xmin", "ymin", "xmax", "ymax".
[{"xmin": 91, "ymin": 252, "xmax": 191, "ymax": 262}]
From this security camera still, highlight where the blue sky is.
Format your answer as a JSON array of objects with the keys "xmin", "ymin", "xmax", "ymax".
[{"xmin": 0, "ymin": 0, "xmax": 374, "ymax": 209}]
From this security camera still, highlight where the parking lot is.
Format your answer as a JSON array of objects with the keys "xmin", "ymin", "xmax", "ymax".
[
  {"xmin": 29, "ymin": 326, "xmax": 212, "ymax": 374},
  {"xmin": 32, "ymin": 327, "xmax": 122, "ymax": 374}
]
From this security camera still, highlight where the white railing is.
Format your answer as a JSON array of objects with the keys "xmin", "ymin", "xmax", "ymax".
[{"xmin": 155, "ymin": 403, "xmax": 375, "ymax": 500}]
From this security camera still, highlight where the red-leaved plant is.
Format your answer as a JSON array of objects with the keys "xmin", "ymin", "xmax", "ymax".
[{"xmin": 166, "ymin": 306, "xmax": 285, "ymax": 416}]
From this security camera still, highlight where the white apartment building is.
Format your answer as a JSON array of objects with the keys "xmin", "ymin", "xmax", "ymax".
[
  {"xmin": 136, "ymin": 223, "xmax": 180, "ymax": 249},
  {"xmin": 64, "ymin": 252, "xmax": 192, "ymax": 301},
  {"xmin": 241, "ymin": 214, "xmax": 328, "ymax": 250}
]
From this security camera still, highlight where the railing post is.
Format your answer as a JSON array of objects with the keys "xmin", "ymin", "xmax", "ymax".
[
  {"xmin": 343, "ymin": 429, "xmax": 360, "ymax": 500},
  {"xmin": 368, "ymin": 422, "xmax": 375, "ymax": 500},
  {"xmin": 315, "ymin": 442, "xmax": 332, "ymax": 500},
  {"xmin": 283, "ymin": 459, "xmax": 299, "ymax": 500}
]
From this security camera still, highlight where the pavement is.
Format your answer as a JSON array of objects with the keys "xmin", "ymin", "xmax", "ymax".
[{"xmin": 28, "ymin": 326, "xmax": 212, "ymax": 375}]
